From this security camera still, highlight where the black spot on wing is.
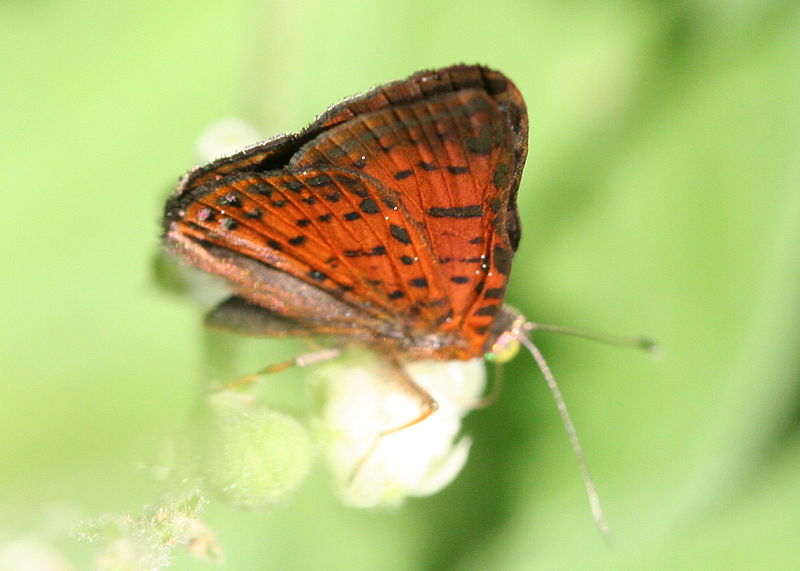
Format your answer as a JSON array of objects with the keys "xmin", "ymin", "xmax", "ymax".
[
  {"xmin": 248, "ymin": 182, "xmax": 274, "ymax": 196},
  {"xmin": 493, "ymin": 245, "xmax": 513, "ymax": 275},
  {"xmin": 308, "ymin": 269, "xmax": 327, "ymax": 281},
  {"xmin": 484, "ymin": 287, "xmax": 505, "ymax": 299},
  {"xmin": 335, "ymin": 175, "xmax": 370, "ymax": 197},
  {"xmin": 196, "ymin": 207, "xmax": 215, "ymax": 222},
  {"xmin": 217, "ymin": 192, "xmax": 242, "ymax": 207},
  {"xmin": 281, "ymin": 179, "xmax": 303, "ymax": 192},
  {"xmin": 390, "ymin": 224, "xmax": 412, "ymax": 245},
  {"xmin": 220, "ymin": 217, "xmax": 238, "ymax": 231},
  {"xmin": 467, "ymin": 133, "xmax": 492, "ymax": 155},
  {"xmin": 485, "ymin": 76, "xmax": 508, "ymax": 95},
  {"xmin": 359, "ymin": 198, "xmax": 380, "ymax": 214},
  {"xmin": 492, "ymin": 163, "xmax": 510, "ymax": 188},
  {"xmin": 475, "ymin": 304, "xmax": 500, "ymax": 317},
  {"xmin": 307, "ymin": 174, "xmax": 332, "ymax": 187},
  {"xmin": 465, "ymin": 94, "xmax": 491, "ymax": 115},
  {"xmin": 427, "ymin": 205, "xmax": 483, "ymax": 218},
  {"xmin": 344, "ymin": 245, "xmax": 387, "ymax": 257}
]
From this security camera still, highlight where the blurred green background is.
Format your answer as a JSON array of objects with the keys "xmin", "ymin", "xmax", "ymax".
[{"xmin": 2, "ymin": 1, "xmax": 799, "ymax": 569}]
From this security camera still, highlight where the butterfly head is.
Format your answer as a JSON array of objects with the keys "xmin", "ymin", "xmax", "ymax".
[{"xmin": 484, "ymin": 305, "xmax": 527, "ymax": 364}]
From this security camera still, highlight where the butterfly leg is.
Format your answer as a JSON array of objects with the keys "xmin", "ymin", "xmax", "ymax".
[
  {"xmin": 222, "ymin": 347, "xmax": 342, "ymax": 390},
  {"xmin": 348, "ymin": 355, "xmax": 439, "ymax": 484},
  {"xmin": 470, "ymin": 360, "xmax": 505, "ymax": 409}
]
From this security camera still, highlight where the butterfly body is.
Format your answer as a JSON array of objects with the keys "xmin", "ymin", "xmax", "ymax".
[{"xmin": 164, "ymin": 65, "xmax": 528, "ymax": 362}]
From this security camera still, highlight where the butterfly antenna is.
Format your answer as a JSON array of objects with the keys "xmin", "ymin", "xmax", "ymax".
[
  {"xmin": 527, "ymin": 322, "xmax": 659, "ymax": 355},
  {"xmin": 517, "ymin": 333, "xmax": 611, "ymax": 537}
]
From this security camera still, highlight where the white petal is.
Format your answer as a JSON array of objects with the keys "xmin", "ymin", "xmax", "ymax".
[{"xmin": 308, "ymin": 349, "xmax": 486, "ymax": 508}]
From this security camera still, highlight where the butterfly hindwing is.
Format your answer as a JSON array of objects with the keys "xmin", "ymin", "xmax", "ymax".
[
  {"xmin": 293, "ymin": 89, "xmax": 521, "ymax": 354},
  {"xmin": 206, "ymin": 296, "xmax": 318, "ymax": 337},
  {"xmin": 175, "ymin": 65, "xmax": 527, "ymax": 220}
]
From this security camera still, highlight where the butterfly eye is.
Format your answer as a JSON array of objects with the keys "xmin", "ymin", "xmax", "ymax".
[{"xmin": 486, "ymin": 331, "xmax": 520, "ymax": 364}]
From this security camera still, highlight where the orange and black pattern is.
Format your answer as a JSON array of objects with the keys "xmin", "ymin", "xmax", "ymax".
[{"xmin": 163, "ymin": 65, "xmax": 529, "ymax": 360}]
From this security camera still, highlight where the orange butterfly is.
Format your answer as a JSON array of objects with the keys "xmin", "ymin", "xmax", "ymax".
[{"xmin": 164, "ymin": 65, "xmax": 637, "ymax": 532}]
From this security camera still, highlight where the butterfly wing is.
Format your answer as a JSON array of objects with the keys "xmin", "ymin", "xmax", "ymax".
[
  {"xmin": 205, "ymin": 296, "xmax": 322, "ymax": 338},
  {"xmin": 177, "ymin": 65, "xmax": 527, "ymax": 239},
  {"xmin": 292, "ymin": 88, "xmax": 523, "ymax": 355},
  {"xmin": 164, "ymin": 65, "xmax": 528, "ymax": 359},
  {"xmin": 165, "ymin": 165, "xmax": 465, "ymax": 351}
]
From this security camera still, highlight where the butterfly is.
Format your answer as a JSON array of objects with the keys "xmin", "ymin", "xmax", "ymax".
[
  {"xmin": 163, "ymin": 64, "xmax": 618, "ymax": 532},
  {"xmin": 164, "ymin": 64, "xmax": 527, "ymax": 361}
]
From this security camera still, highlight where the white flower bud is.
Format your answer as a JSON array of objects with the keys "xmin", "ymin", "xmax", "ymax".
[
  {"xmin": 203, "ymin": 391, "xmax": 313, "ymax": 508},
  {"xmin": 308, "ymin": 349, "xmax": 486, "ymax": 508}
]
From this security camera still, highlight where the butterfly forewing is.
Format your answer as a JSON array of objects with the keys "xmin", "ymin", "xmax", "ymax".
[{"xmin": 168, "ymin": 166, "xmax": 456, "ymax": 332}]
